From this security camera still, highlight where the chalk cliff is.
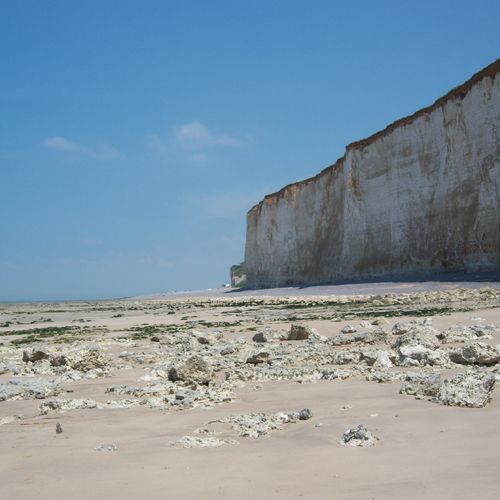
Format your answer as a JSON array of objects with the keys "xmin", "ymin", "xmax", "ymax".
[{"xmin": 245, "ymin": 60, "xmax": 500, "ymax": 288}]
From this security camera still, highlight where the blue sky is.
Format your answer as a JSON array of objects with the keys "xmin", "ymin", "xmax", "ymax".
[{"xmin": 1, "ymin": 0, "xmax": 499, "ymax": 301}]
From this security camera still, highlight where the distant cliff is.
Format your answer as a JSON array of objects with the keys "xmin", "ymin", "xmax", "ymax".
[{"xmin": 245, "ymin": 60, "xmax": 500, "ymax": 288}]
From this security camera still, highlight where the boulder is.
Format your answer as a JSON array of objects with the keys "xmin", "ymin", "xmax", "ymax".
[
  {"xmin": 288, "ymin": 324, "xmax": 312, "ymax": 340},
  {"xmin": 399, "ymin": 345, "xmax": 449, "ymax": 366},
  {"xmin": 437, "ymin": 371, "xmax": 496, "ymax": 408},
  {"xmin": 400, "ymin": 372, "xmax": 441, "ymax": 397},
  {"xmin": 449, "ymin": 342, "xmax": 500, "ymax": 366},
  {"xmin": 373, "ymin": 350, "xmax": 394, "ymax": 368},
  {"xmin": 438, "ymin": 324, "xmax": 494, "ymax": 344},
  {"xmin": 168, "ymin": 355, "xmax": 214, "ymax": 385},
  {"xmin": 392, "ymin": 326, "xmax": 440, "ymax": 351},
  {"xmin": 69, "ymin": 348, "xmax": 108, "ymax": 372},
  {"xmin": 340, "ymin": 424, "xmax": 377, "ymax": 447},
  {"xmin": 246, "ymin": 351, "xmax": 270, "ymax": 365},
  {"xmin": 371, "ymin": 317, "xmax": 390, "ymax": 326},
  {"xmin": 341, "ymin": 325, "xmax": 357, "ymax": 334},
  {"xmin": 333, "ymin": 350, "xmax": 361, "ymax": 365},
  {"xmin": 0, "ymin": 378, "xmax": 61, "ymax": 401},
  {"xmin": 252, "ymin": 331, "xmax": 270, "ymax": 343},
  {"xmin": 22, "ymin": 349, "xmax": 50, "ymax": 363}
]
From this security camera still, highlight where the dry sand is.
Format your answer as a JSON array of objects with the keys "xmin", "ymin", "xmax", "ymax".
[{"xmin": 1, "ymin": 282, "xmax": 499, "ymax": 499}]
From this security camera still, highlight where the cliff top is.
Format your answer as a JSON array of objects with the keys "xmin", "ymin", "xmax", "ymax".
[{"xmin": 248, "ymin": 58, "xmax": 500, "ymax": 215}]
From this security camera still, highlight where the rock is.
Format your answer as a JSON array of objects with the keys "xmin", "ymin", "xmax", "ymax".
[
  {"xmin": 288, "ymin": 324, "xmax": 313, "ymax": 340},
  {"xmin": 246, "ymin": 351, "xmax": 270, "ymax": 365},
  {"xmin": 0, "ymin": 378, "xmax": 61, "ymax": 401},
  {"xmin": 330, "ymin": 328, "xmax": 387, "ymax": 346},
  {"xmin": 39, "ymin": 398, "xmax": 99, "ymax": 414},
  {"xmin": 359, "ymin": 321, "xmax": 373, "ymax": 329},
  {"xmin": 392, "ymin": 325, "xmax": 440, "ymax": 351},
  {"xmin": 449, "ymin": 342, "xmax": 500, "ymax": 366},
  {"xmin": 365, "ymin": 368, "xmax": 400, "ymax": 383},
  {"xmin": 437, "ymin": 371, "xmax": 496, "ymax": 408},
  {"xmin": 174, "ymin": 434, "xmax": 236, "ymax": 448},
  {"xmin": 219, "ymin": 345, "xmax": 235, "ymax": 355},
  {"xmin": 279, "ymin": 408, "xmax": 313, "ymax": 422},
  {"xmin": 340, "ymin": 425, "xmax": 377, "ymax": 447},
  {"xmin": 150, "ymin": 336, "xmax": 160, "ymax": 342},
  {"xmin": 50, "ymin": 355, "xmax": 67, "ymax": 367},
  {"xmin": 333, "ymin": 350, "xmax": 361, "ymax": 365},
  {"xmin": 252, "ymin": 331, "xmax": 270, "ymax": 343},
  {"xmin": 95, "ymin": 443, "xmax": 117, "ymax": 452},
  {"xmin": 341, "ymin": 325, "xmax": 357, "ymax": 334},
  {"xmin": 437, "ymin": 324, "xmax": 494, "ymax": 344},
  {"xmin": 56, "ymin": 423, "xmax": 63, "ymax": 434},
  {"xmin": 372, "ymin": 317, "xmax": 390, "ymax": 326},
  {"xmin": 0, "ymin": 415, "xmax": 22, "ymax": 426},
  {"xmin": 398, "ymin": 345, "xmax": 449, "ymax": 366},
  {"xmin": 69, "ymin": 348, "xmax": 108, "ymax": 372},
  {"xmin": 400, "ymin": 372, "xmax": 441, "ymax": 397},
  {"xmin": 22, "ymin": 349, "xmax": 49, "ymax": 363},
  {"xmin": 298, "ymin": 408, "xmax": 312, "ymax": 420},
  {"xmin": 392, "ymin": 322, "xmax": 411, "ymax": 335},
  {"xmin": 168, "ymin": 355, "xmax": 214, "ymax": 385},
  {"xmin": 191, "ymin": 330, "xmax": 222, "ymax": 345},
  {"xmin": 373, "ymin": 350, "xmax": 393, "ymax": 368}
]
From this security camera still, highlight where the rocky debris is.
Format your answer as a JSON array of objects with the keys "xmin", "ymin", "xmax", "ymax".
[
  {"xmin": 392, "ymin": 325, "xmax": 440, "ymax": 351},
  {"xmin": 372, "ymin": 317, "xmax": 390, "ymax": 326},
  {"xmin": 22, "ymin": 349, "xmax": 50, "ymax": 363},
  {"xmin": 283, "ymin": 408, "xmax": 312, "ymax": 421},
  {"xmin": 437, "ymin": 324, "xmax": 494, "ymax": 343},
  {"xmin": 0, "ymin": 415, "xmax": 22, "ymax": 426},
  {"xmin": 56, "ymin": 423, "xmax": 63, "ymax": 434},
  {"xmin": 95, "ymin": 443, "xmax": 117, "ymax": 452},
  {"xmin": 288, "ymin": 324, "xmax": 313, "ymax": 340},
  {"xmin": 211, "ymin": 409, "xmax": 312, "ymax": 439},
  {"xmin": 340, "ymin": 425, "xmax": 377, "ymax": 447},
  {"xmin": 191, "ymin": 330, "xmax": 222, "ymax": 345},
  {"xmin": 365, "ymin": 368, "xmax": 402, "ymax": 383},
  {"xmin": 168, "ymin": 355, "xmax": 213, "ymax": 386},
  {"xmin": 333, "ymin": 349, "xmax": 361, "ymax": 365},
  {"xmin": 400, "ymin": 372, "xmax": 442, "ymax": 397},
  {"xmin": 0, "ymin": 378, "xmax": 61, "ymax": 401},
  {"xmin": 118, "ymin": 351, "xmax": 158, "ymax": 365},
  {"xmin": 359, "ymin": 348, "xmax": 395, "ymax": 367},
  {"xmin": 252, "ymin": 331, "xmax": 272, "ymax": 343},
  {"xmin": 392, "ymin": 322, "xmax": 412, "ymax": 335},
  {"xmin": 373, "ymin": 351, "xmax": 394, "ymax": 368},
  {"xmin": 173, "ymin": 433, "xmax": 237, "ymax": 448},
  {"xmin": 398, "ymin": 345, "xmax": 449, "ymax": 367},
  {"xmin": 39, "ymin": 398, "xmax": 100, "ymax": 414},
  {"xmin": 449, "ymin": 342, "xmax": 500, "ymax": 366},
  {"xmin": 341, "ymin": 325, "xmax": 357, "ymax": 334},
  {"xmin": 69, "ymin": 348, "xmax": 108, "ymax": 372},
  {"xmin": 219, "ymin": 345, "xmax": 235, "ymax": 355},
  {"xmin": 22, "ymin": 348, "xmax": 67, "ymax": 367},
  {"xmin": 437, "ymin": 370, "xmax": 496, "ymax": 408},
  {"xmin": 246, "ymin": 351, "xmax": 270, "ymax": 365},
  {"xmin": 330, "ymin": 328, "xmax": 388, "ymax": 346}
]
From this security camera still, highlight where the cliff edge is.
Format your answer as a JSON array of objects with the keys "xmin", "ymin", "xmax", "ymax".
[{"xmin": 245, "ymin": 60, "xmax": 500, "ymax": 288}]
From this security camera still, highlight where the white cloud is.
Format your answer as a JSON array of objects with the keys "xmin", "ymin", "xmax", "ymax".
[
  {"xmin": 41, "ymin": 136, "xmax": 122, "ymax": 161},
  {"xmin": 42, "ymin": 136, "xmax": 80, "ymax": 152},
  {"xmin": 174, "ymin": 121, "xmax": 242, "ymax": 148},
  {"xmin": 149, "ymin": 121, "xmax": 244, "ymax": 162}
]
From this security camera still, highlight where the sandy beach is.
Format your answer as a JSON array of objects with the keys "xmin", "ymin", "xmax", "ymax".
[{"xmin": 1, "ymin": 282, "xmax": 499, "ymax": 499}]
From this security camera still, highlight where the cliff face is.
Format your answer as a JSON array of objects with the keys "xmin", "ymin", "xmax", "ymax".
[{"xmin": 245, "ymin": 60, "xmax": 500, "ymax": 288}]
